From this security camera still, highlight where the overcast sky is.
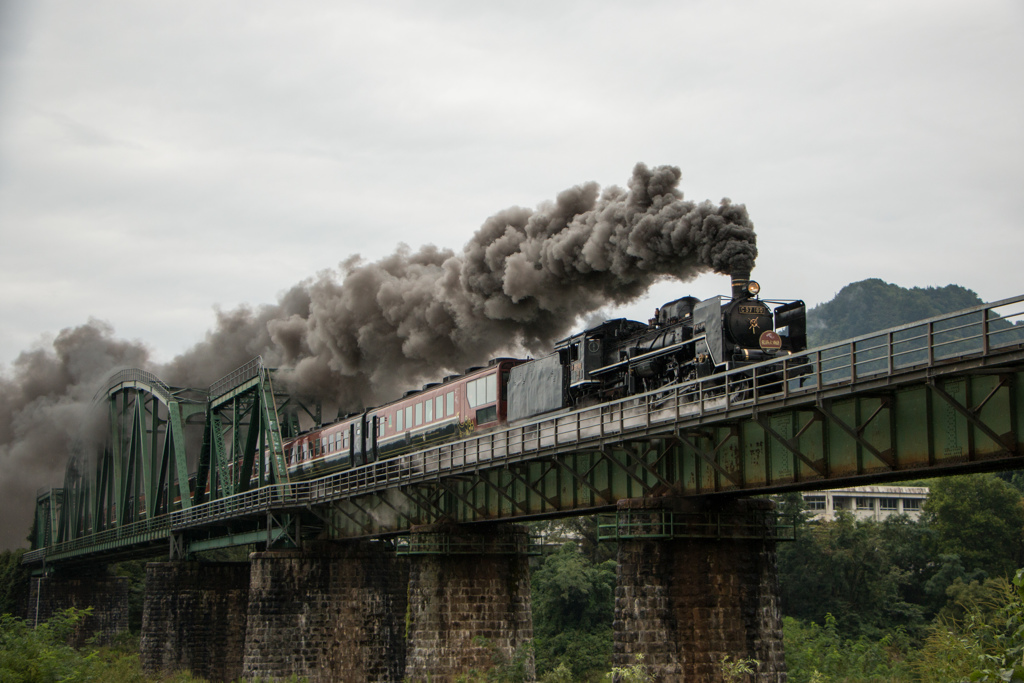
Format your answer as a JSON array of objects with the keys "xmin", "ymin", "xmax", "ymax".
[{"xmin": 1, "ymin": 0, "xmax": 1022, "ymax": 371}]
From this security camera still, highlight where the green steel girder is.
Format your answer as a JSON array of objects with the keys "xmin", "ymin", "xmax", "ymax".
[
  {"xmin": 315, "ymin": 367, "xmax": 1024, "ymax": 538},
  {"xmin": 46, "ymin": 362, "xmax": 289, "ymax": 549}
]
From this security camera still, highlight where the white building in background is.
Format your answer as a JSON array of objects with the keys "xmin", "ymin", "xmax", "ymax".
[{"xmin": 802, "ymin": 485, "xmax": 929, "ymax": 522}]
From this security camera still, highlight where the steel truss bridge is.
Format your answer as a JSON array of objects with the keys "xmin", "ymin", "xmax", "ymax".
[{"xmin": 22, "ymin": 295, "xmax": 1024, "ymax": 568}]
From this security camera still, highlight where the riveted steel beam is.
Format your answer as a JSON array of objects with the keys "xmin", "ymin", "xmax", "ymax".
[
  {"xmin": 674, "ymin": 428, "xmax": 743, "ymax": 488},
  {"xmin": 816, "ymin": 398, "xmax": 895, "ymax": 469},
  {"xmin": 927, "ymin": 376, "xmax": 1015, "ymax": 457}
]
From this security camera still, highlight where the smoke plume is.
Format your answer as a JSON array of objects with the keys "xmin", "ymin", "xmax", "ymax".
[{"xmin": 0, "ymin": 163, "xmax": 756, "ymax": 549}]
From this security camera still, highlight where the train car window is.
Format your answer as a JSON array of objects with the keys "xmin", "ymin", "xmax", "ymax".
[
  {"xmin": 501, "ymin": 372, "xmax": 510, "ymax": 401},
  {"xmin": 425, "ymin": 398, "xmax": 433, "ymax": 422},
  {"xmin": 436, "ymin": 396, "xmax": 443, "ymax": 420},
  {"xmin": 466, "ymin": 375, "xmax": 497, "ymax": 408},
  {"xmin": 476, "ymin": 405, "xmax": 497, "ymax": 424},
  {"xmin": 447, "ymin": 391, "xmax": 455, "ymax": 416},
  {"xmin": 415, "ymin": 402, "xmax": 423, "ymax": 426},
  {"xmin": 570, "ymin": 343, "xmax": 579, "ymax": 361},
  {"xmin": 397, "ymin": 410, "xmax": 403, "ymax": 431},
  {"xmin": 486, "ymin": 374, "xmax": 497, "ymax": 403},
  {"xmin": 405, "ymin": 406, "xmax": 413, "ymax": 430}
]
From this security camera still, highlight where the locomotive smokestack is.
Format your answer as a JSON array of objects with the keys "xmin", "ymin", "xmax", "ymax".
[{"xmin": 731, "ymin": 270, "xmax": 751, "ymax": 300}]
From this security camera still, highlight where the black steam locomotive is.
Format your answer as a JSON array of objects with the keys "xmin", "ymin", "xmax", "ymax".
[{"xmin": 507, "ymin": 272, "xmax": 807, "ymax": 421}]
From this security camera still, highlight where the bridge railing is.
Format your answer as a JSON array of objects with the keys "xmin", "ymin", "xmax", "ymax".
[
  {"xmin": 25, "ymin": 516, "xmax": 171, "ymax": 562},
  {"xmin": 96, "ymin": 368, "xmax": 177, "ymax": 403},
  {"xmin": 36, "ymin": 295, "xmax": 1024, "ymax": 554},
  {"xmin": 209, "ymin": 356, "xmax": 266, "ymax": 400}
]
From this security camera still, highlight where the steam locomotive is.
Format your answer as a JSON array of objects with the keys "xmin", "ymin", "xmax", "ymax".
[{"xmin": 283, "ymin": 272, "xmax": 806, "ymax": 477}]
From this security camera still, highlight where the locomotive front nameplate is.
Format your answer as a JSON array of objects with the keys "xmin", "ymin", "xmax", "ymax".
[{"xmin": 759, "ymin": 330, "xmax": 782, "ymax": 352}]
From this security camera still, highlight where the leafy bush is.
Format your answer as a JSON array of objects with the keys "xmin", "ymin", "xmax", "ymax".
[
  {"xmin": 783, "ymin": 614, "xmax": 914, "ymax": 683},
  {"xmin": 917, "ymin": 569, "xmax": 1024, "ymax": 683},
  {"xmin": 603, "ymin": 653, "xmax": 652, "ymax": 683},
  {"xmin": 0, "ymin": 608, "xmax": 212, "ymax": 683},
  {"xmin": 455, "ymin": 637, "xmax": 534, "ymax": 683},
  {"xmin": 0, "ymin": 607, "xmax": 96, "ymax": 682}
]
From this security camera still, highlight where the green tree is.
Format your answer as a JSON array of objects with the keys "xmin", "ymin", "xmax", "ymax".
[
  {"xmin": 778, "ymin": 513, "xmax": 932, "ymax": 638},
  {"xmin": 0, "ymin": 549, "xmax": 31, "ymax": 618},
  {"xmin": 112, "ymin": 560, "xmax": 149, "ymax": 633},
  {"xmin": 806, "ymin": 279, "xmax": 983, "ymax": 347},
  {"xmin": 531, "ymin": 543, "xmax": 617, "ymax": 680},
  {"xmin": 923, "ymin": 473, "xmax": 1024, "ymax": 578}
]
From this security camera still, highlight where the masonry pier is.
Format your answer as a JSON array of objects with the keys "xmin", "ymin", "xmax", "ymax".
[
  {"xmin": 29, "ymin": 569, "xmax": 129, "ymax": 647},
  {"xmin": 242, "ymin": 540, "xmax": 408, "ymax": 683},
  {"xmin": 404, "ymin": 523, "xmax": 535, "ymax": 683},
  {"xmin": 612, "ymin": 498, "xmax": 787, "ymax": 682},
  {"xmin": 140, "ymin": 561, "xmax": 251, "ymax": 681}
]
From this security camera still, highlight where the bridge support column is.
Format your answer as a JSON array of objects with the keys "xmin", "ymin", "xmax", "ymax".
[
  {"xmin": 140, "ymin": 561, "xmax": 251, "ymax": 682},
  {"xmin": 404, "ymin": 523, "xmax": 534, "ymax": 683},
  {"xmin": 612, "ymin": 498, "xmax": 787, "ymax": 682},
  {"xmin": 28, "ymin": 569, "xmax": 128, "ymax": 646},
  {"xmin": 242, "ymin": 540, "xmax": 408, "ymax": 683}
]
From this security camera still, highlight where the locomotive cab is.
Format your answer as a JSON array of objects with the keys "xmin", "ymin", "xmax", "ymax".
[{"xmin": 556, "ymin": 318, "xmax": 647, "ymax": 390}]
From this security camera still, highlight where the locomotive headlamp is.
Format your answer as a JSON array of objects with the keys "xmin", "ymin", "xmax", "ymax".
[{"xmin": 746, "ymin": 281, "xmax": 761, "ymax": 296}]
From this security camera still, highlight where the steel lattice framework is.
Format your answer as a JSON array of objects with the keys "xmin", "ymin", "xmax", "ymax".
[{"xmin": 23, "ymin": 295, "xmax": 1024, "ymax": 567}]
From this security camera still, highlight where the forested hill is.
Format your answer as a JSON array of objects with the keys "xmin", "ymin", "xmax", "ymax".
[{"xmin": 805, "ymin": 279, "xmax": 983, "ymax": 347}]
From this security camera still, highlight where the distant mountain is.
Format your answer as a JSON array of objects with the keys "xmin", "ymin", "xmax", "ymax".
[{"xmin": 806, "ymin": 279, "xmax": 984, "ymax": 347}]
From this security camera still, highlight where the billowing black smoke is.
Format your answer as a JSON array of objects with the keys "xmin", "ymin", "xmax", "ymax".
[
  {"xmin": 0, "ymin": 322, "xmax": 150, "ymax": 550},
  {"xmin": 0, "ymin": 163, "xmax": 756, "ymax": 549},
  {"xmin": 164, "ymin": 163, "xmax": 756, "ymax": 408}
]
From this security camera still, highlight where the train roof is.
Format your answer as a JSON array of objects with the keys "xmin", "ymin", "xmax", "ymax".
[{"xmin": 554, "ymin": 318, "xmax": 648, "ymax": 348}]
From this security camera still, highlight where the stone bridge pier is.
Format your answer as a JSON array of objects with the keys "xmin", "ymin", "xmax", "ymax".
[
  {"xmin": 141, "ymin": 561, "xmax": 251, "ymax": 681},
  {"xmin": 28, "ymin": 567, "xmax": 129, "ymax": 647},
  {"xmin": 403, "ymin": 523, "xmax": 535, "ymax": 683},
  {"xmin": 242, "ymin": 540, "xmax": 409, "ymax": 683},
  {"xmin": 612, "ymin": 497, "xmax": 787, "ymax": 682}
]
